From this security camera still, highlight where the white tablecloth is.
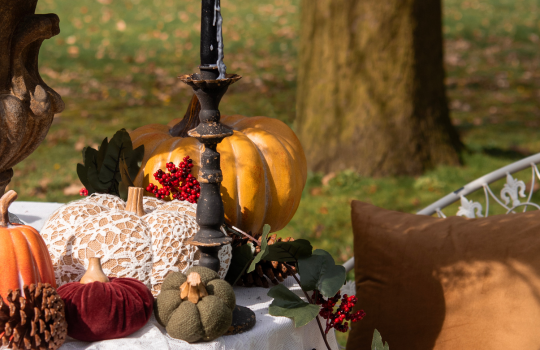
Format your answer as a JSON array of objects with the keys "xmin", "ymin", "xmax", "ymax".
[{"xmin": 9, "ymin": 202, "xmax": 339, "ymax": 350}]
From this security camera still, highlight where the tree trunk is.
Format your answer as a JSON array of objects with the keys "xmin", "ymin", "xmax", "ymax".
[
  {"xmin": 0, "ymin": 0, "xmax": 63, "ymax": 197},
  {"xmin": 296, "ymin": 0, "xmax": 463, "ymax": 176}
]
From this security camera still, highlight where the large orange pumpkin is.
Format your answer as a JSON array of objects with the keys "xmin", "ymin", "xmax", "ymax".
[
  {"xmin": 0, "ymin": 190, "xmax": 56, "ymax": 298},
  {"xmin": 130, "ymin": 96, "xmax": 307, "ymax": 235}
]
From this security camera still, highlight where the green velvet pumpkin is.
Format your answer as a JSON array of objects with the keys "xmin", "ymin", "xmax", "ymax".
[{"xmin": 155, "ymin": 266, "xmax": 236, "ymax": 342}]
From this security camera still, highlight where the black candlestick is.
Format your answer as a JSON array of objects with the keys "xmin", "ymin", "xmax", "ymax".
[
  {"xmin": 200, "ymin": 0, "xmax": 219, "ymax": 67},
  {"xmin": 179, "ymin": 0, "xmax": 254, "ymax": 336},
  {"xmin": 180, "ymin": 68, "xmax": 255, "ymax": 335},
  {"xmin": 180, "ymin": 68, "xmax": 239, "ymax": 269}
]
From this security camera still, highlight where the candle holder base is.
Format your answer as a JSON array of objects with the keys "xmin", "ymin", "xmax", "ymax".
[{"xmin": 224, "ymin": 305, "xmax": 257, "ymax": 336}]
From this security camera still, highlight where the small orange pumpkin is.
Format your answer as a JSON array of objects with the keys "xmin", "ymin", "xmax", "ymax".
[
  {"xmin": 130, "ymin": 96, "xmax": 308, "ymax": 235},
  {"xmin": 0, "ymin": 190, "xmax": 56, "ymax": 298}
]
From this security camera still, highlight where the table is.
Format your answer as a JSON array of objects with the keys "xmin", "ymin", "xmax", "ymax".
[{"xmin": 9, "ymin": 201, "xmax": 339, "ymax": 350}]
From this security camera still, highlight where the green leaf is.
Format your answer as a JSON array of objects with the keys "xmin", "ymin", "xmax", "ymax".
[
  {"xmin": 83, "ymin": 146, "xmax": 98, "ymax": 168},
  {"xmin": 77, "ymin": 129, "xmax": 142, "ymax": 198},
  {"xmin": 77, "ymin": 163, "xmax": 89, "ymax": 188},
  {"xmin": 87, "ymin": 164, "xmax": 110, "ymax": 192},
  {"xmin": 98, "ymin": 129, "xmax": 131, "ymax": 186},
  {"xmin": 119, "ymin": 157, "xmax": 135, "ymax": 186},
  {"xmin": 96, "ymin": 137, "xmax": 108, "ymax": 173},
  {"xmin": 127, "ymin": 144, "xmax": 145, "ymax": 180},
  {"xmin": 247, "ymin": 224, "xmax": 271, "ymax": 273},
  {"xmin": 118, "ymin": 157, "xmax": 134, "ymax": 201},
  {"xmin": 263, "ymin": 239, "xmax": 312, "ymax": 263},
  {"xmin": 372, "ymin": 329, "xmax": 390, "ymax": 350},
  {"xmin": 298, "ymin": 249, "xmax": 346, "ymax": 298},
  {"xmin": 122, "ymin": 140, "xmax": 142, "ymax": 176},
  {"xmin": 118, "ymin": 184, "xmax": 128, "ymax": 201},
  {"xmin": 82, "ymin": 146, "xmax": 109, "ymax": 192},
  {"xmin": 77, "ymin": 163, "xmax": 95, "ymax": 194},
  {"xmin": 225, "ymin": 243, "xmax": 254, "ymax": 286},
  {"xmin": 135, "ymin": 145, "xmax": 145, "ymax": 166},
  {"xmin": 267, "ymin": 284, "xmax": 320, "ymax": 327}
]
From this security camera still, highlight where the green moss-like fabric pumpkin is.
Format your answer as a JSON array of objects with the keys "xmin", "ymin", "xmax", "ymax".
[{"xmin": 155, "ymin": 266, "xmax": 236, "ymax": 342}]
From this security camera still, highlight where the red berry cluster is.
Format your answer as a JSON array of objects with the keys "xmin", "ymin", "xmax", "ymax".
[
  {"xmin": 312, "ymin": 290, "xmax": 366, "ymax": 333},
  {"xmin": 79, "ymin": 188, "xmax": 89, "ymax": 196},
  {"xmin": 146, "ymin": 156, "xmax": 200, "ymax": 203}
]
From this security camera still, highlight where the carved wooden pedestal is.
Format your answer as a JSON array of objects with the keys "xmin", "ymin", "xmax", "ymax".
[{"xmin": 0, "ymin": 1, "xmax": 64, "ymax": 197}]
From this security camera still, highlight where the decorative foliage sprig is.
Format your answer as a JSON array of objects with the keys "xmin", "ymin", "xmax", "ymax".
[
  {"xmin": 77, "ymin": 129, "xmax": 144, "ymax": 201},
  {"xmin": 312, "ymin": 290, "xmax": 366, "ymax": 334},
  {"xmin": 224, "ymin": 224, "xmax": 365, "ymax": 350}
]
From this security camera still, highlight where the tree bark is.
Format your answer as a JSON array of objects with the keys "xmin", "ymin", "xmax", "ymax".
[
  {"xmin": 296, "ymin": 0, "xmax": 463, "ymax": 176},
  {"xmin": 0, "ymin": 0, "xmax": 63, "ymax": 197}
]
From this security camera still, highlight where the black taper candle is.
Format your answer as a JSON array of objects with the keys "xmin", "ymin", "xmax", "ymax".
[{"xmin": 200, "ymin": 0, "xmax": 219, "ymax": 67}]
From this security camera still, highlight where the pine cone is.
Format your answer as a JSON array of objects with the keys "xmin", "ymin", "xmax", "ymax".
[
  {"xmin": 236, "ymin": 234, "xmax": 297, "ymax": 288},
  {"xmin": 229, "ymin": 230, "xmax": 250, "ymax": 248},
  {"xmin": 0, "ymin": 283, "xmax": 67, "ymax": 350}
]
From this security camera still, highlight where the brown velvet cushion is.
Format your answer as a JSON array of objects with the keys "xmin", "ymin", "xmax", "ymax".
[{"xmin": 346, "ymin": 200, "xmax": 540, "ymax": 350}]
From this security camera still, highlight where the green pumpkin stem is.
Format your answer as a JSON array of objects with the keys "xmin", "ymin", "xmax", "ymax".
[
  {"xmin": 80, "ymin": 257, "xmax": 110, "ymax": 284},
  {"xmin": 0, "ymin": 190, "xmax": 17, "ymax": 227},
  {"xmin": 169, "ymin": 94, "xmax": 201, "ymax": 138}
]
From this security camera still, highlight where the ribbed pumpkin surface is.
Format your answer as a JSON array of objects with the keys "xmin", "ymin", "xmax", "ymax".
[
  {"xmin": 0, "ymin": 224, "xmax": 56, "ymax": 298},
  {"xmin": 130, "ymin": 115, "xmax": 307, "ymax": 235}
]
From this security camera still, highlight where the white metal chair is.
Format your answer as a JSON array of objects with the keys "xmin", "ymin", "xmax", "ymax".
[{"xmin": 343, "ymin": 153, "xmax": 540, "ymax": 273}]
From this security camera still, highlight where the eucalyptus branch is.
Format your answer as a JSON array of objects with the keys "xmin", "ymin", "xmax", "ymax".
[{"xmin": 284, "ymin": 263, "xmax": 332, "ymax": 350}]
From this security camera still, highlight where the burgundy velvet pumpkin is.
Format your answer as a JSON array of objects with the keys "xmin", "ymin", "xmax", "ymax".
[{"xmin": 57, "ymin": 257, "xmax": 154, "ymax": 342}]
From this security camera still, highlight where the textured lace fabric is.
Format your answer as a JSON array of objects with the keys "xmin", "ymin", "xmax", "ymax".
[{"xmin": 40, "ymin": 194, "xmax": 232, "ymax": 295}]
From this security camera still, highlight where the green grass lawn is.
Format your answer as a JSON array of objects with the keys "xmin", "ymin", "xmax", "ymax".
[{"xmin": 8, "ymin": 0, "xmax": 540, "ymax": 346}]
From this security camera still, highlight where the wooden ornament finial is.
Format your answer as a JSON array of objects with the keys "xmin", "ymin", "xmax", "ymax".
[
  {"xmin": 0, "ymin": 190, "xmax": 17, "ymax": 227},
  {"xmin": 80, "ymin": 257, "xmax": 110, "ymax": 284},
  {"xmin": 180, "ymin": 272, "xmax": 208, "ymax": 304},
  {"xmin": 125, "ymin": 187, "xmax": 145, "ymax": 217}
]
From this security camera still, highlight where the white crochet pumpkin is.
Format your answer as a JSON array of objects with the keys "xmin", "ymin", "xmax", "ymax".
[{"xmin": 40, "ymin": 188, "xmax": 232, "ymax": 296}]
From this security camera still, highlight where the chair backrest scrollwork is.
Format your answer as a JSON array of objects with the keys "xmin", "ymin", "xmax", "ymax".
[
  {"xmin": 343, "ymin": 153, "xmax": 540, "ymax": 273},
  {"xmin": 423, "ymin": 157, "xmax": 540, "ymax": 218}
]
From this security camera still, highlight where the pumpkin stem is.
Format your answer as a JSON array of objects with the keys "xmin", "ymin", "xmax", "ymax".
[
  {"xmin": 0, "ymin": 190, "xmax": 17, "ymax": 227},
  {"xmin": 169, "ymin": 94, "xmax": 201, "ymax": 138},
  {"xmin": 125, "ymin": 187, "xmax": 145, "ymax": 217},
  {"xmin": 80, "ymin": 257, "xmax": 110, "ymax": 284},
  {"xmin": 180, "ymin": 272, "xmax": 208, "ymax": 304}
]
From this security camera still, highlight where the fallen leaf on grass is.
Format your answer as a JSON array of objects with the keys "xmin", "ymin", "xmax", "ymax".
[
  {"xmin": 39, "ymin": 178, "xmax": 51, "ymax": 188},
  {"xmin": 321, "ymin": 172, "xmax": 336, "ymax": 186},
  {"xmin": 30, "ymin": 182, "xmax": 48, "ymax": 198},
  {"xmin": 63, "ymin": 183, "xmax": 83, "ymax": 196},
  {"xmin": 74, "ymin": 136, "xmax": 86, "ymax": 151},
  {"xmin": 313, "ymin": 224, "xmax": 324, "ymax": 239},
  {"xmin": 46, "ymin": 129, "xmax": 70, "ymax": 146}
]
